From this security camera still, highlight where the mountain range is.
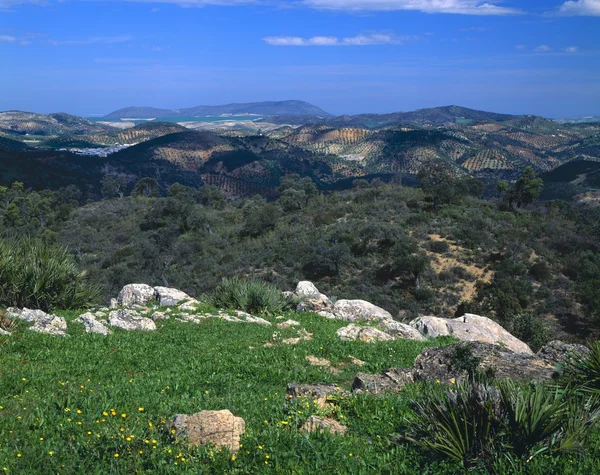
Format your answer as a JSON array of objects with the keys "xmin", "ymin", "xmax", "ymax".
[
  {"xmin": 103, "ymin": 100, "xmax": 332, "ymax": 119},
  {"xmin": 1, "ymin": 104, "xmax": 599, "ymax": 200}
]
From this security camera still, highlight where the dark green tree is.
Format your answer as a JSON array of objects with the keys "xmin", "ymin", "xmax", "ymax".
[{"xmin": 132, "ymin": 177, "xmax": 160, "ymax": 198}]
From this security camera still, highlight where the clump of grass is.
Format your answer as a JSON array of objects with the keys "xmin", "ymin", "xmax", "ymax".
[
  {"xmin": 209, "ymin": 277, "xmax": 292, "ymax": 314},
  {"xmin": 0, "ymin": 237, "xmax": 99, "ymax": 311}
]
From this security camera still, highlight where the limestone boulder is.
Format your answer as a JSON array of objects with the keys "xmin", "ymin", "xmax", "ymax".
[
  {"xmin": 378, "ymin": 320, "xmax": 424, "ymax": 341},
  {"xmin": 410, "ymin": 313, "xmax": 533, "ymax": 355},
  {"xmin": 301, "ymin": 416, "xmax": 346, "ymax": 436},
  {"xmin": 108, "ymin": 309, "xmax": 156, "ymax": 331},
  {"xmin": 333, "ymin": 300, "xmax": 393, "ymax": 322},
  {"xmin": 336, "ymin": 323, "xmax": 394, "ymax": 343},
  {"xmin": 168, "ymin": 410, "xmax": 245, "ymax": 452},
  {"xmin": 154, "ymin": 286, "xmax": 195, "ymax": 307},
  {"xmin": 76, "ymin": 312, "xmax": 111, "ymax": 335},
  {"xmin": 117, "ymin": 284, "xmax": 156, "ymax": 307},
  {"xmin": 295, "ymin": 281, "xmax": 329, "ymax": 302}
]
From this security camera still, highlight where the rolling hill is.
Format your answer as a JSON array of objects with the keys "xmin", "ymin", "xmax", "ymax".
[
  {"xmin": 0, "ymin": 111, "xmax": 116, "ymax": 137},
  {"xmin": 104, "ymin": 100, "xmax": 332, "ymax": 119}
]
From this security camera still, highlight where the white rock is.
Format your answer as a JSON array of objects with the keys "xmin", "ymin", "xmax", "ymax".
[
  {"xmin": 154, "ymin": 286, "xmax": 195, "ymax": 307},
  {"xmin": 109, "ymin": 298, "xmax": 118, "ymax": 309},
  {"xmin": 7, "ymin": 307, "xmax": 68, "ymax": 336},
  {"xmin": 76, "ymin": 312, "xmax": 111, "ymax": 336},
  {"xmin": 295, "ymin": 281, "xmax": 330, "ymax": 301},
  {"xmin": 151, "ymin": 312, "xmax": 169, "ymax": 321},
  {"xmin": 410, "ymin": 314, "xmax": 533, "ymax": 355},
  {"xmin": 31, "ymin": 316, "xmax": 68, "ymax": 336},
  {"xmin": 108, "ymin": 309, "xmax": 156, "ymax": 331},
  {"xmin": 0, "ymin": 328, "xmax": 11, "ymax": 336},
  {"xmin": 333, "ymin": 300, "xmax": 393, "ymax": 322},
  {"xmin": 117, "ymin": 284, "xmax": 156, "ymax": 307}
]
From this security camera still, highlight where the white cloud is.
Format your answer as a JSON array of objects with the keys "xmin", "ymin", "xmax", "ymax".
[
  {"xmin": 564, "ymin": 46, "xmax": 579, "ymax": 53},
  {"xmin": 534, "ymin": 44, "xmax": 552, "ymax": 52},
  {"xmin": 515, "ymin": 44, "xmax": 526, "ymax": 49},
  {"xmin": 48, "ymin": 35, "xmax": 133, "ymax": 46},
  {"xmin": 301, "ymin": 0, "xmax": 522, "ymax": 15},
  {"xmin": 557, "ymin": 0, "xmax": 600, "ymax": 16},
  {"xmin": 0, "ymin": 35, "xmax": 17, "ymax": 42},
  {"xmin": 264, "ymin": 33, "xmax": 411, "ymax": 46}
]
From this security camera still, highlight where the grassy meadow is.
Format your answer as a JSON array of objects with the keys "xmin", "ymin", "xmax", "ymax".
[{"xmin": 1, "ymin": 309, "xmax": 600, "ymax": 474}]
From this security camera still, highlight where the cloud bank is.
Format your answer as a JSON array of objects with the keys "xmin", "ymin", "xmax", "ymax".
[{"xmin": 301, "ymin": 0, "xmax": 522, "ymax": 15}]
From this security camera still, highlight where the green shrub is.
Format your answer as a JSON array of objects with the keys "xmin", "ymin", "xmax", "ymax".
[
  {"xmin": 568, "ymin": 342, "xmax": 600, "ymax": 399},
  {"xmin": 0, "ymin": 237, "xmax": 99, "ymax": 311},
  {"xmin": 404, "ymin": 380, "xmax": 597, "ymax": 470},
  {"xmin": 209, "ymin": 277, "xmax": 292, "ymax": 314},
  {"xmin": 427, "ymin": 240, "xmax": 450, "ymax": 254},
  {"xmin": 509, "ymin": 313, "xmax": 550, "ymax": 352}
]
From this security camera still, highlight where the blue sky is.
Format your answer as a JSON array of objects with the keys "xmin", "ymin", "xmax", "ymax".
[{"xmin": 1, "ymin": 0, "xmax": 599, "ymax": 117}]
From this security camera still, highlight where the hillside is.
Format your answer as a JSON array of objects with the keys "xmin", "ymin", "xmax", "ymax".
[
  {"xmin": 104, "ymin": 101, "xmax": 332, "ymax": 119},
  {"xmin": 0, "ymin": 111, "xmax": 116, "ymax": 137}
]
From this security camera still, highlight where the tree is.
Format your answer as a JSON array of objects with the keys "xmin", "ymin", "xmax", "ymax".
[
  {"xmin": 101, "ymin": 174, "xmax": 127, "ymax": 199},
  {"xmin": 198, "ymin": 185, "xmax": 225, "ymax": 208},
  {"xmin": 132, "ymin": 177, "xmax": 160, "ymax": 198},
  {"xmin": 497, "ymin": 167, "xmax": 543, "ymax": 211},
  {"xmin": 417, "ymin": 160, "xmax": 457, "ymax": 214}
]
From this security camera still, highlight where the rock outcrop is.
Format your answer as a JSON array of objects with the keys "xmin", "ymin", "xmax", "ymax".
[
  {"xmin": 108, "ymin": 309, "xmax": 156, "ymax": 331},
  {"xmin": 536, "ymin": 340, "xmax": 591, "ymax": 366},
  {"xmin": 168, "ymin": 410, "xmax": 245, "ymax": 452},
  {"xmin": 410, "ymin": 314, "xmax": 533, "ymax": 355},
  {"xmin": 7, "ymin": 307, "xmax": 68, "ymax": 336},
  {"xmin": 413, "ymin": 342, "xmax": 555, "ymax": 382},
  {"xmin": 286, "ymin": 383, "xmax": 348, "ymax": 408}
]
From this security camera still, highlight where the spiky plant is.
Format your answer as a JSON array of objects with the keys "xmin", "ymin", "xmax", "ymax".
[
  {"xmin": 0, "ymin": 237, "xmax": 100, "ymax": 311},
  {"xmin": 210, "ymin": 277, "xmax": 292, "ymax": 314}
]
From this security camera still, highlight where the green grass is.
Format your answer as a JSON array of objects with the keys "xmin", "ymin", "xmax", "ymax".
[{"xmin": 1, "ymin": 310, "xmax": 599, "ymax": 474}]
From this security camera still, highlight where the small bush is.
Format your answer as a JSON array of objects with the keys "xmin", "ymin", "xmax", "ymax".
[
  {"xmin": 427, "ymin": 240, "xmax": 450, "ymax": 254},
  {"xmin": 509, "ymin": 313, "xmax": 550, "ymax": 352},
  {"xmin": 0, "ymin": 237, "xmax": 99, "ymax": 311},
  {"xmin": 210, "ymin": 277, "xmax": 292, "ymax": 314}
]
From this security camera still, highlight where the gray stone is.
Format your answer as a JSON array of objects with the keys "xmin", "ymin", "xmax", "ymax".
[
  {"xmin": 7, "ymin": 307, "xmax": 67, "ymax": 336},
  {"xmin": 167, "ymin": 410, "xmax": 245, "ymax": 452},
  {"xmin": 117, "ymin": 284, "xmax": 156, "ymax": 307},
  {"xmin": 286, "ymin": 383, "xmax": 347, "ymax": 408},
  {"xmin": 336, "ymin": 323, "xmax": 395, "ymax": 342},
  {"xmin": 333, "ymin": 299, "xmax": 393, "ymax": 322},
  {"xmin": 413, "ymin": 342, "xmax": 556, "ymax": 383},
  {"xmin": 108, "ymin": 309, "xmax": 156, "ymax": 331},
  {"xmin": 378, "ymin": 320, "xmax": 425, "ymax": 340},
  {"xmin": 537, "ymin": 340, "xmax": 591, "ymax": 367},
  {"xmin": 151, "ymin": 311, "xmax": 169, "ymax": 321},
  {"xmin": 352, "ymin": 368, "xmax": 414, "ymax": 394},
  {"xmin": 76, "ymin": 312, "xmax": 111, "ymax": 335}
]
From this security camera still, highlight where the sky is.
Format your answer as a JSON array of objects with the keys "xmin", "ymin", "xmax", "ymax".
[{"xmin": 0, "ymin": 0, "xmax": 599, "ymax": 117}]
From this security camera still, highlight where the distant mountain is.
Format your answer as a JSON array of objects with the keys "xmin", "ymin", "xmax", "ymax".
[
  {"xmin": 262, "ymin": 105, "xmax": 518, "ymax": 128},
  {"xmin": 104, "ymin": 101, "xmax": 332, "ymax": 119}
]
